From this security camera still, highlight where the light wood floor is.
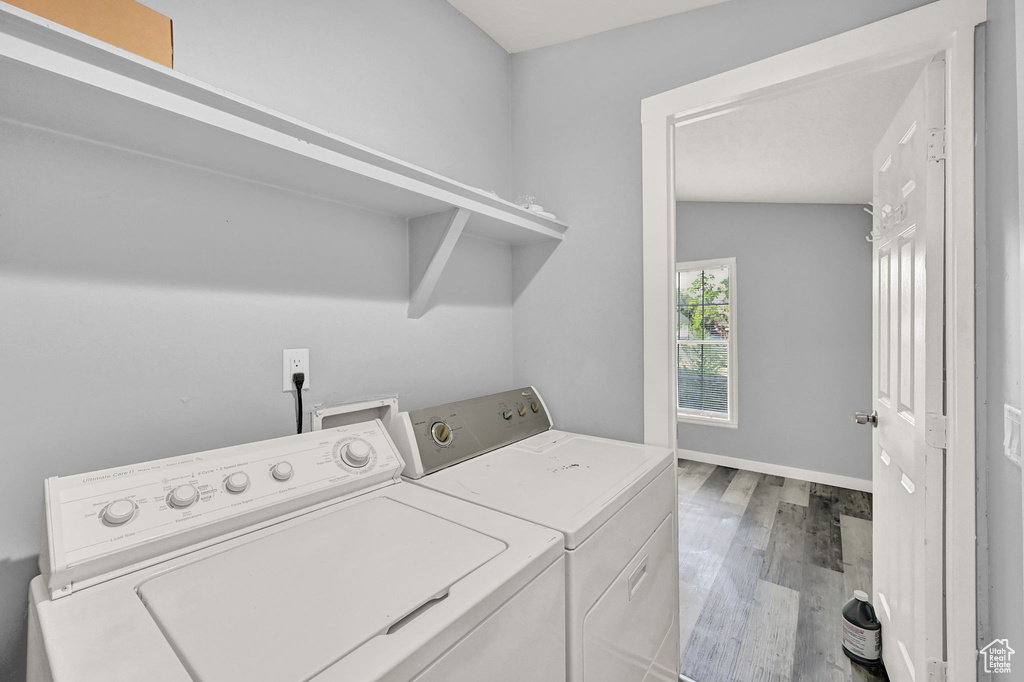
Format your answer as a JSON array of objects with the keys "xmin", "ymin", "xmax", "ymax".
[{"xmin": 677, "ymin": 460, "xmax": 887, "ymax": 682}]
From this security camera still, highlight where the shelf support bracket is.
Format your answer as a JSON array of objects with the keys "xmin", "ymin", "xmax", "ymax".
[{"xmin": 408, "ymin": 208, "xmax": 471, "ymax": 319}]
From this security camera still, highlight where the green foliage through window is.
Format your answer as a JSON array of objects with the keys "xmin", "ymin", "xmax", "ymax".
[{"xmin": 677, "ymin": 264, "xmax": 731, "ymax": 418}]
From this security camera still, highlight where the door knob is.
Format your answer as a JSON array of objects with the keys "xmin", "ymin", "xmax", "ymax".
[{"xmin": 853, "ymin": 410, "xmax": 878, "ymax": 427}]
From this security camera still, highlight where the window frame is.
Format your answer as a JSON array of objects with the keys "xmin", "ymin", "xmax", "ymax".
[{"xmin": 675, "ymin": 256, "xmax": 738, "ymax": 428}]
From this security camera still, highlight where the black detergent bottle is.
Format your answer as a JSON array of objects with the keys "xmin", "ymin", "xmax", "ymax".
[{"xmin": 842, "ymin": 590, "xmax": 882, "ymax": 667}]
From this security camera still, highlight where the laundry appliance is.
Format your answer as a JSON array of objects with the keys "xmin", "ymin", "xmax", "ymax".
[
  {"xmin": 389, "ymin": 387, "xmax": 679, "ymax": 682},
  {"xmin": 27, "ymin": 418, "xmax": 566, "ymax": 682}
]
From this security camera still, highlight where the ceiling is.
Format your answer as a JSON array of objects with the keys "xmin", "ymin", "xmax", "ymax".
[
  {"xmin": 675, "ymin": 60, "xmax": 928, "ymax": 205},
  {"xmin": 446, "ymin": 0, "xmax": 731, "ymax": 53}
]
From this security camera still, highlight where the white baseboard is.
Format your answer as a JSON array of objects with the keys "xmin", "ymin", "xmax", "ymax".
[{"xmin": 676, "ymin": 448, "xmax": 872, "ymax": 493}]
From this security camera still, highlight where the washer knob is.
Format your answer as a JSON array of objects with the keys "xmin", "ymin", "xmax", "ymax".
[
  {"xmin": 342, "ymin": 440, "xmax": 372, "ymax": 468},
  {"xmin": 430, "ymin": 421, "xmax": 453, "ymax": 447},
  {"xmin": 531, "ymin": 401, "xmax": 540, "ymax": 413},
  {"xmin": 271, "ymin": 462, "xmax": 294, "ymax": 482},
  {"xmin": 502, "ymin": 409, "xmax": 513, "ymax": 420},
  {"xmin": 225, "ymin": 472, "xmax": 250, "ymax": 493},
  {"xmin": 518, "ymin": 405, "xmax": 527, "ymax": 417},
  {"xmin": 168, "ymin": 484, "xmax": 199, "ymax": 509},
  {"xmin": 102, "ymin": 499, "xmax": 136, "ymax": 526}
]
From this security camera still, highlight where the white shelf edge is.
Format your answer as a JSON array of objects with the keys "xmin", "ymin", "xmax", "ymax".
[{"xmin": 0, "ymin": 1, "xmax": 568, "ymax": 246}]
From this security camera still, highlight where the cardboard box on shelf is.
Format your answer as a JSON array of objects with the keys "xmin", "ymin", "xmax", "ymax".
[{"xmin": 8, "ymin": 0, "xmax": 172, "ymax": 67}]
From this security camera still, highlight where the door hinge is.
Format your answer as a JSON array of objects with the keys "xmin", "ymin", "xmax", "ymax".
[
  {"xmin": 52, "ymin": 582, "xmax": 74, "ymax": 600},
  {"xmin": 927, "ymin": 659, "xmax": 947, "ymax": 682},
  {"xmin": 925, "ymin": 413, "xmax": 948, "ymax": 449},
  {"xmin": 928, "ymin": 127, "xmax": 946, "ymax": 161}
]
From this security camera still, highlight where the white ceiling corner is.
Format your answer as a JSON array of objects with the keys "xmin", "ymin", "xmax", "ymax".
[
  {"xmin": 446, "ymin": 0, "xmax": 732, "ymax": 53},
  {"xmin": 674, "ymin": 60, "xmax": 929, "ymax": 205}
]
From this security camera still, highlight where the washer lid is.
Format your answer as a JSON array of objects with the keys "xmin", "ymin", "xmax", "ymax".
[
  {"xmin": 413, "ymin": 431, "xmax": 673, "ymax": 549},
  {"xmin": 137, "ymin": 496, "xmax": 504, "ymax": 682}
]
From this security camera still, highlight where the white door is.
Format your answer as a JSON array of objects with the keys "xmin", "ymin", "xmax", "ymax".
[{"xmin": 870, "ymin": 58, "xmax": 946, "ymax": 682}]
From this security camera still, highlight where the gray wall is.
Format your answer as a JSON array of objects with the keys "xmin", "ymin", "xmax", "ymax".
[
  {"xmin": 674, "ymin": 203, "xmax": 873, "ymax": 482},
  {"xmin": 145, "ymin": 0, "xmax": 513, "ymax": 195},
  {"xmin": 508, "ymin": 0, "xmax": 934, "ymax": 443},
  {"xmin": 0, "ymin": 1, "xmax": 513, "ymax": 678},
  {"xmin": 4, "ymin": 0, "xmax": 1020, "ymax": 679},
  {"xmin": 510, "ymin": 2, "xmax": 1023, "ymax": 674},
  {"xmin": 977, "ymin": 0, "xmax": 1024, "ymax": 675}
]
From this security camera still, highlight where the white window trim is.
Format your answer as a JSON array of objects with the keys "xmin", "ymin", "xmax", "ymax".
[{"xmin": 675, "ymin": 257, "xmax": 737, "ymax": 428}]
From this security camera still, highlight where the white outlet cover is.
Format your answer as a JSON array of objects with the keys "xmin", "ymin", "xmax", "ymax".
[{"xmin": 283, "ymin": 349, "xmax": 310, "ymax": 392}]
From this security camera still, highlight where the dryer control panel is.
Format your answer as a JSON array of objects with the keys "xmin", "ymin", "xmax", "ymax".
[
  {"xmin": 41, "ymin": 420, "xmax": 403, "ymax": 599},
  {"xmin": 390, "ymin": 387, "xmax": 552, "ymax": 479}
]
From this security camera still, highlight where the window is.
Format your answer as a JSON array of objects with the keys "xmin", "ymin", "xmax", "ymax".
[{"xmin": 676, "ymin": 258, "xmax": 736, "ymax": 427}]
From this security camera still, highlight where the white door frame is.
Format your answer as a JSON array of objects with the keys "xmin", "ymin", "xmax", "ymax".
[{"xmin": 641, "ymin": 1, "xmax": 984, "ymax": 679}]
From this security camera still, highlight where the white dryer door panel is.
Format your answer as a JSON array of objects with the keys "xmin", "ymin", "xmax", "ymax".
[
  {"xmin": 137, "ymin": 496, "xmax": 504, "ymax": 682},
  {"xmin": 583, "ymin": 513, "xmax": 676, "ymax": 682}
]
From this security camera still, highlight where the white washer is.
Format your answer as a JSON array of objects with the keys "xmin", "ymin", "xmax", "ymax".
[
  {"xmin": 390, "ymin": 387, "xmax": 679, "ymax": 682},
  {"xmin": 27, "ymin": 419, "xmax": 566, "ymax": 682}
]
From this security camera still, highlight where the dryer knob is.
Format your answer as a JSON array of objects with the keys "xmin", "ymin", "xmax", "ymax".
[
  {"xmin": 518, "ymin": 405, "xmax": 527, "ymax": 417},
  {"xmin": 225, "ymin": 472, "xmax": 250, "ymax": 493},
  {"xmin": 430, "ymin": 421, "xmax": 453, "ymax": 447},
  {"xmin": 342, "ymin": 440, "xmax": 372, "ymax": 468},
  {"xmin": 168, "ymin": 484, "xmax": 199, "ymax": 509},
  {"xmin": 271, "ymin": 462, "xmax": 294, "ymax": 482},
  {"xmin": 102, "ymin": 499, "xmax": 136, "ymax": 525},
  {"xmin": 531, "ymin": 401, "xmax": 540, "ymax": 413}
]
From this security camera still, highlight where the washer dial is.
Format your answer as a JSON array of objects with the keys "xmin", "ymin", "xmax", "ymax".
[
  {"xmin": 101, "ymin": 499, "xmax": 137, "ymax": 526},
  {"xmin": 168, "ymin": 484, "xmax": 199, "ymax": 509},
  {"xmin": 332, "ymin": 438, "xmax": 377, "ymax": 471},
  {"xmin": 225, "ymin": 471, "xmax": 250, "ymax": 493},
  {"xmin": 271, "ymin": 462, "xmax": 294, "ymax": 482},
  {"xmin": 342, "ymin": 439, "xmax": 372, "ymax": 468}
]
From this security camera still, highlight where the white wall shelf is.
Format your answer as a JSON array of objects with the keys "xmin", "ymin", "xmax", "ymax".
[{"xmin": 0, "ymin": 3, "xmax": 566, "ymax": 317}]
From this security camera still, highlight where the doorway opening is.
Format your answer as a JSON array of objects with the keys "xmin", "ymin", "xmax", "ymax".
[
  {"xmin": 642, "ymin": 2, "xmax": 983, "ymax": 680},
  {"xmin": 672, "ymin": 55, "xmax": 937, "ymax": 682}
]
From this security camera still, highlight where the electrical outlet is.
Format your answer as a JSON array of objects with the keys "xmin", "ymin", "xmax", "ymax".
[{"xmin": 283, "ymin": 349, "xmax": 310, "ymax": 392}]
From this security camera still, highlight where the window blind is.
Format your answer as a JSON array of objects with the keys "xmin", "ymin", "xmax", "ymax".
[{"xmin": 676, "ymin": 264, "xmax": 731, "ymax": 419}]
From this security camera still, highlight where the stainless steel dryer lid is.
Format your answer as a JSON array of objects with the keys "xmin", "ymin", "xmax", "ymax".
[{"xmin": 137, "ymin": 496, "xmax": 503, "ymax": 682}]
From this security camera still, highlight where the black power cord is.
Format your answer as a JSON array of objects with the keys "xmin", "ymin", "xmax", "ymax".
[{"xmin": 292, "ymin": 372, "xmax": 305, "ymax": 434}]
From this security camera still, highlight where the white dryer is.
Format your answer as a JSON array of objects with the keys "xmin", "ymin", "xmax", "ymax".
[
  {"xmin": 390, "ymin": 387, "xmax": 679, "ymax": 682},
  {"xmin": 27, "ymin": 419, "xmax": 566, "ymax": 682}
]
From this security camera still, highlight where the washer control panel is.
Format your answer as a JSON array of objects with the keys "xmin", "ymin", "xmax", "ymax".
[
  {"xmin": 393, "ymin": 387, "xmax": 552, "ymax": 478},
  {"xmin": 42, "ymin": 420, "xmax": 402, "ymax": 594}
]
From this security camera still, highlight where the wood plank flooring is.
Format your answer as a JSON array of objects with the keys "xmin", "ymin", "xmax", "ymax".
[{"xmin": 678, "ymin": 460, "xmax": 887, "ymax": 682}]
